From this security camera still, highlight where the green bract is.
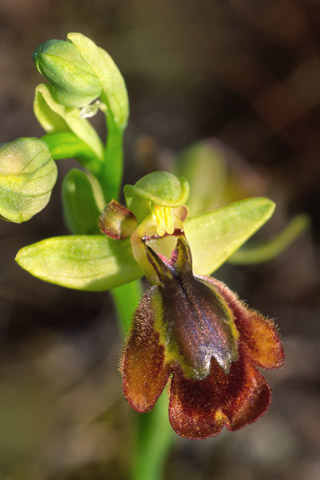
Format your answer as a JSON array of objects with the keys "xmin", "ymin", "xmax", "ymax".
[
  {"xmin": 32, "ymin": 33, "xmax": 130, "ymax": 201},
  {"xmin": 33, "ymin": 39, "xmax": 102, "ymax": 108},
  {"xmin": 16, "ymin": 197, "xmax": 274, "ymax": 291},
  {"xmin": 0, "ymin": 138, "xmax": 57, "ymax": 223},
  {"xmin": 68, "ymin": 33, "xmax": 129, "ymax": 129},
  {"xmin": 62, "ymin": 168, "xmax": 105, "ymax": 235},
  {"xmin": 124, "ymin": 171, "xmax": 190, "ymax": 223},
  {"xmin": 34, "ymin": 83, "xmax": 104, "ymax": 161}
]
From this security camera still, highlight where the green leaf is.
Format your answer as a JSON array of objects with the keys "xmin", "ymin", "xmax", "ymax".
[
  {"xmin": 68, "ymin": 32, "xmax": 129, "ymax": 129},
  {"xmin": 0, "ymin": 138, "xmax": 57, "ymax": 223},
  {"xmin": 62, "ymin": 168, "xmax": 104, "ymax": 234},
  {"xmin": 16, "ymin": 236, "xmax": 142, "ymax": 291},
  {"xmin": 185, "ymin": 197, "xmax": 275, "ymax": 275},
  {"xmin": 228, "ymin": 213, "xmax": 310, "ymax": 265},
  {"xmin": 34, "ymin": 83, "xmax": 103, "ymax": 160},
  {"xmin": 15, "ymin": 197, "xmax": 275, "ymax": 291}
]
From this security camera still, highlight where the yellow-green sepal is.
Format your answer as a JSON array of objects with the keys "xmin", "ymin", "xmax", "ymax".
[
  {"xmin": 186, "ymin": 197, "xmax": 275, "ymax": 275},
  {"xmin": 16, "ymin": 236, "xmax": 142, "ymax": 292},
  {"xmin": 16, "ymin": 197, "xmax": 275, "ymax": 291}
]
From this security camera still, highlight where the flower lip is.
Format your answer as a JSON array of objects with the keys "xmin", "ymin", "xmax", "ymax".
[
  {"xmin": 144, "ymin": 235, "xmax": 239, "ymax": 379},
  {"xmin": 122, "ymin": 231, "xmax": 284, "ymax": 439}
]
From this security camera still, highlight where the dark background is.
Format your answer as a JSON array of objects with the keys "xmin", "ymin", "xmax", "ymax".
[{"xmin": 0, "ymin": 1, "xmax": 319, "ymax": 479}]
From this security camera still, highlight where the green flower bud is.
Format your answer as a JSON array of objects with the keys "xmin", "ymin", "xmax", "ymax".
[
  {"xmin": 0, "ymin": 138, "xmax": 57, "ymax": 223},
  {"xmin": 33, "ymin": 39, "xmax": 102, "ymax": 108}
]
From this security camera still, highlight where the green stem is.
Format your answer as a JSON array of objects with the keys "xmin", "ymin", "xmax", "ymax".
[
  {"xmin": 111, "ymin": 282, "xmax": 173, "ymax": 480},
  {"xmin": 228, "ymin": 214, "xmax": 310, "ymax": 265},
  {"xmin": 98, "ymin": 96, "xmax": 125, "ymax": 201},
  {"xmin": 132, "ymin": 393, "xmax": 173, "ymax": 480},
  {"xmin": 101, "ymin": 86, "xmax": 173, "ymax": 480},
  {"xmin": 111, "ymin": 280, "xmax": 142, "ymax": 335}
]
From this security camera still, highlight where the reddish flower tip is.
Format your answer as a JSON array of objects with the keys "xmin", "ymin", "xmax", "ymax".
[{"xmin": 99, "ymin": 200, "xmax": 137, "ymax": 240}]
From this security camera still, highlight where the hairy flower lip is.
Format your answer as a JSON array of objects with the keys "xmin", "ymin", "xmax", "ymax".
[
  {"xmin": 168, "ymin": 342, "xmax": 273, "ymax": 440},
  {"xmin": 200, "ymin": 275, "xmax": 285, "ymax": 371},
  {"xmin": 122, "ymin": 233, "xmax": 284, "ymax": 439}
]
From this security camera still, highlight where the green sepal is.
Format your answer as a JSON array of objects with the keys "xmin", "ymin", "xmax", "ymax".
[
  {"xmin": 16, "ymin": 236, "xmax": 142, "ymax": 291},
  {"xmin": 15, "ymin": 197, "xmax": 275, "ymax": 291},
  {"xmin": 185, "ymin": 197, "xmax": 275, "ymax": 275},
  {"xmin": 68, "ymin": 32, "xmax": 129, "ymax": 129},
  {"xmin": 34, "ymin": 83, "xmax": 103, "ymax": 161},
  {"xmin": 0, "ymin": 138, "xmax": 57, "ymax": 223},
  {"xmin": 62, "ymin": 168, "xmax": 105, "ymax": 234},
  {"xmin": 33, "ymin": 39, "xmax": 101, "ymax": 108}
]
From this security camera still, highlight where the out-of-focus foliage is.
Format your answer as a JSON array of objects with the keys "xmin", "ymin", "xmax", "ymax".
[{"xmin": 0, "ymin": 0, "xmax": 319, "ymax": 479}]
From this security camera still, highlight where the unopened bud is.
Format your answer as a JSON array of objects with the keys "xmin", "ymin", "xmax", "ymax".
[{"xmin": 33, "ymin": 39, "xmax": 101, "ymax": 108}]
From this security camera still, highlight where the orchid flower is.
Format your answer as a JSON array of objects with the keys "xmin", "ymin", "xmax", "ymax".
[{"xmin": 99, "ymin": 171, "xmax": 283, "ymax": 439}]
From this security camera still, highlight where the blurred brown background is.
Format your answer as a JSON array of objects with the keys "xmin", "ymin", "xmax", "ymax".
[{"xmin": 0, "ymin": 1, "xmax": 320, "ymax": 479}]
